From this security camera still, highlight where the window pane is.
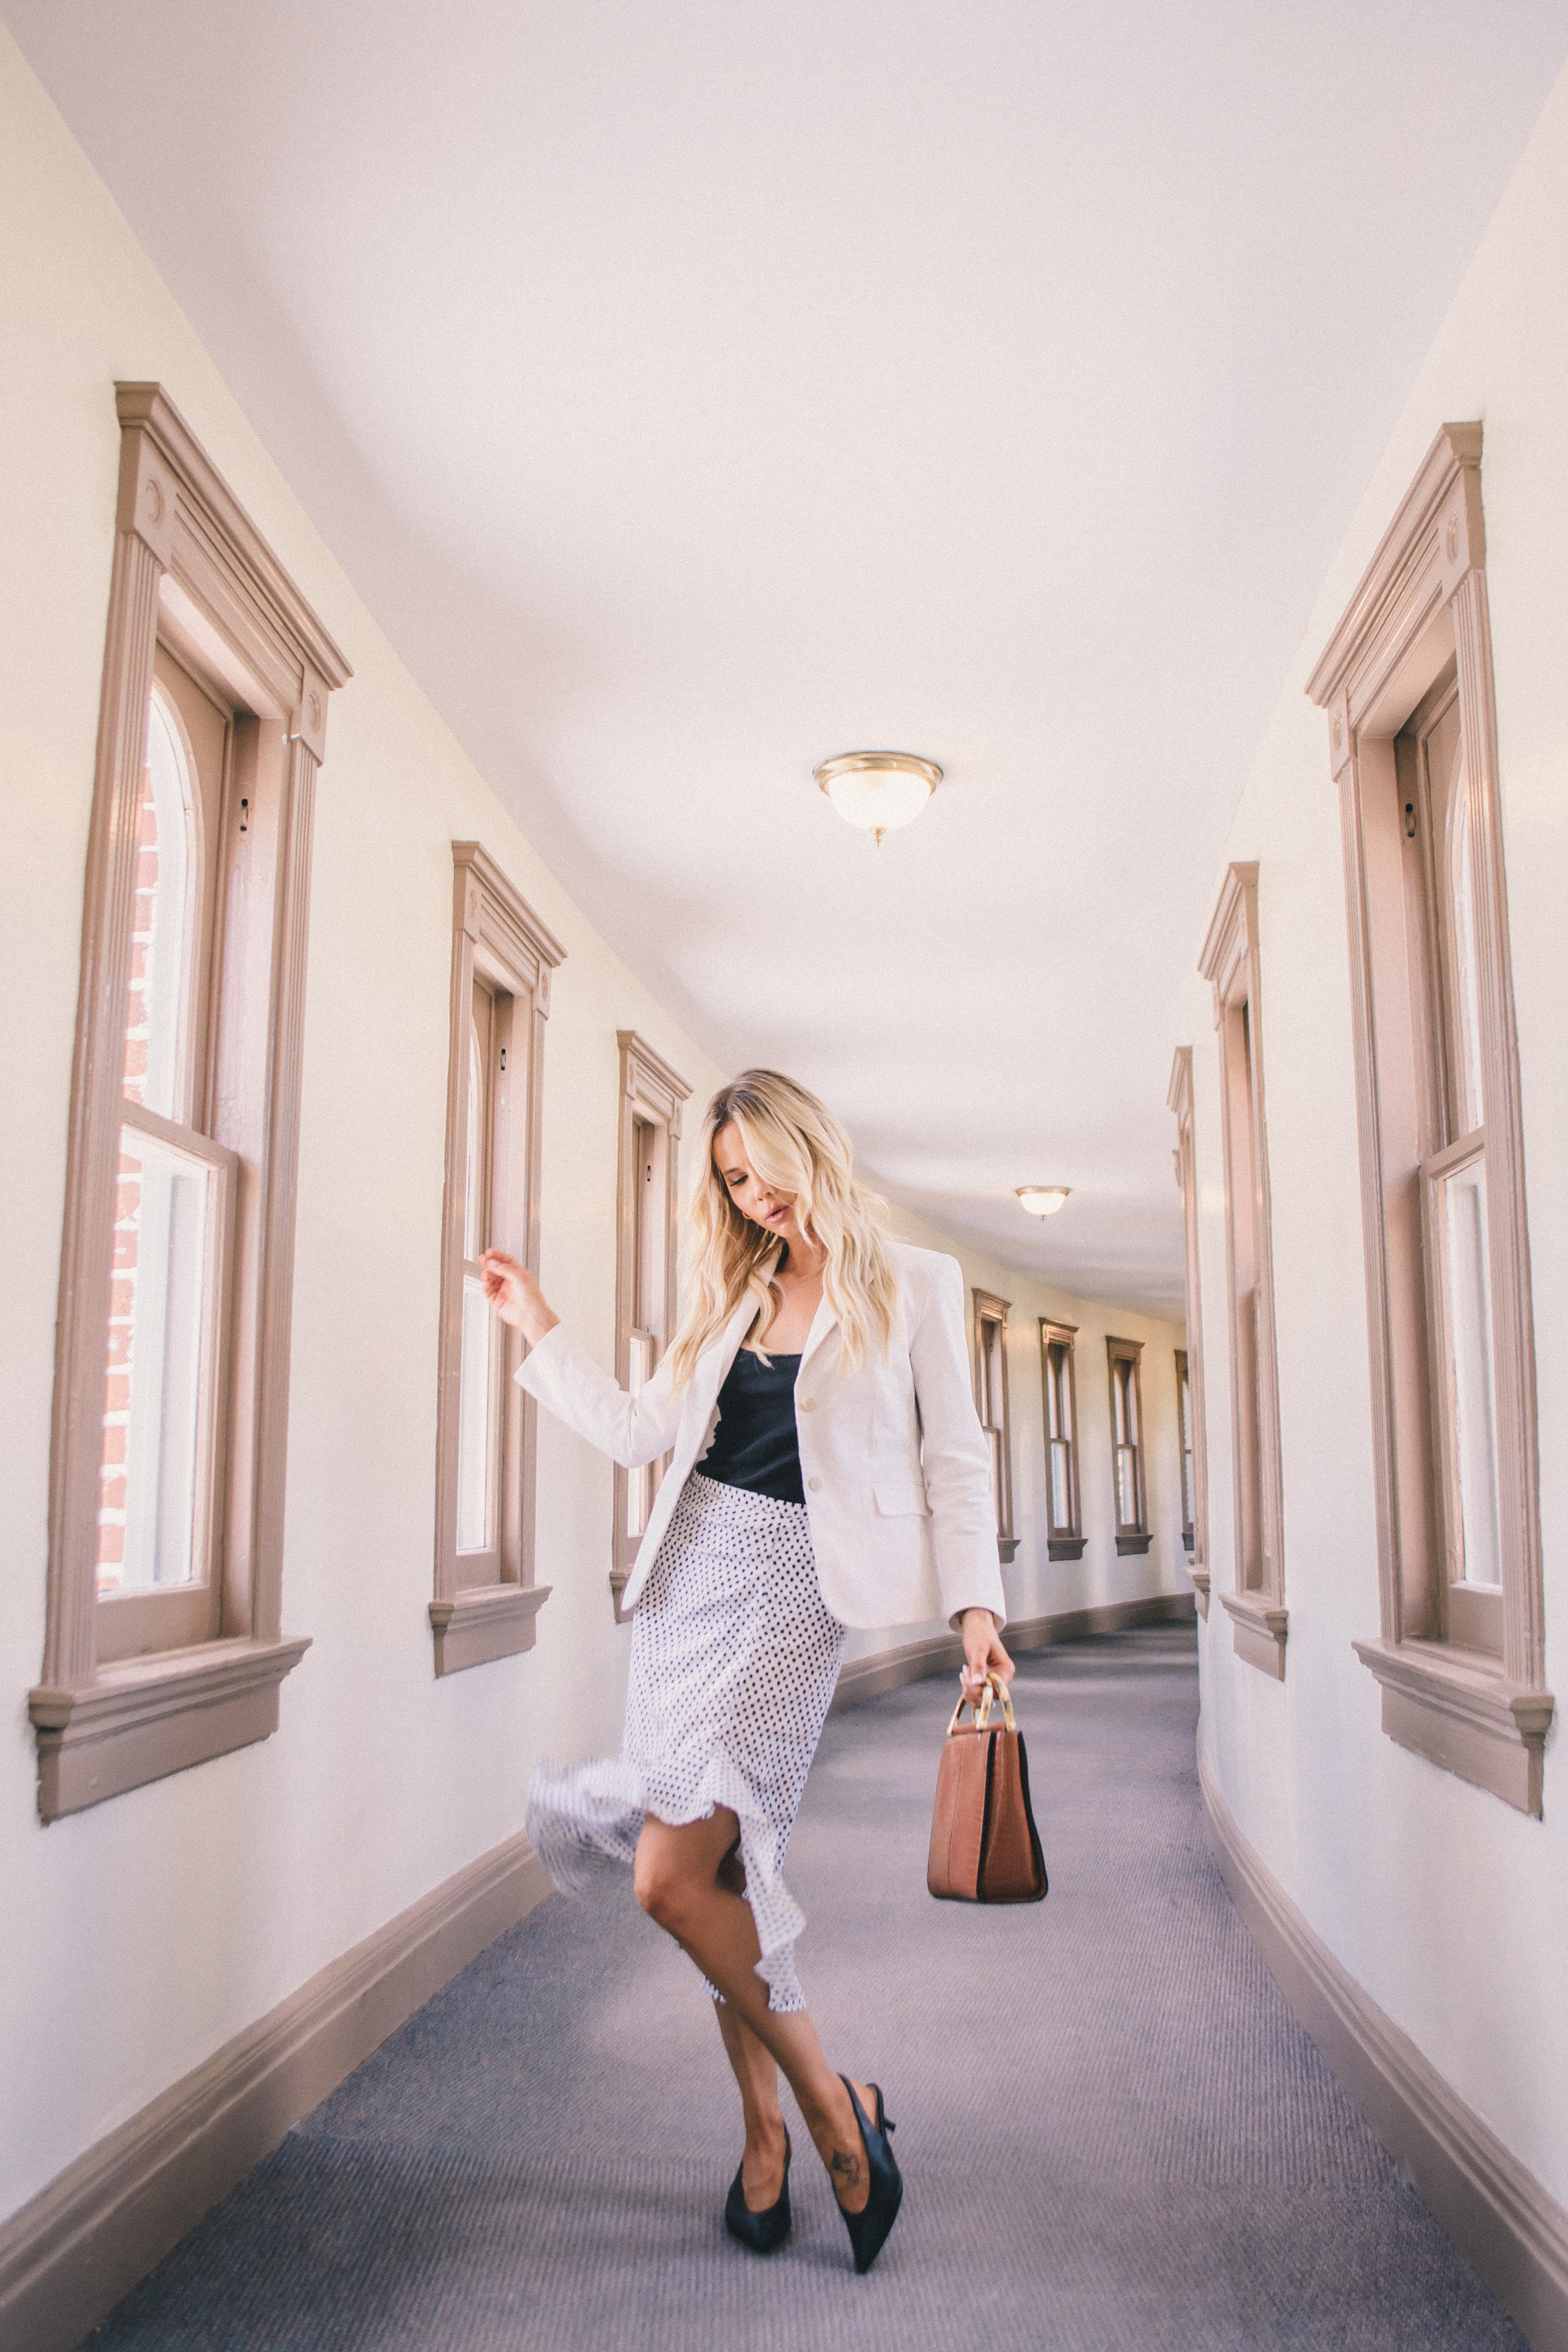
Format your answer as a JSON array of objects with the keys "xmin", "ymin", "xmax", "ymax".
[
  {"xmin": 456, "ymin": 1272, "xmax": 494, "ymax": 1552},
  {"xmin": 988, "ymin": 1426, "xmax": 1003, "ymax": 1530},
  {"xmin": 1050, "ymin": 1438, "xmax": 1072, "ymax": 1529},
  {"xmin": 1441, "ymin": 1157, "xmax": 1502, "ymax": 1589},
  {"xmin": 464, "ymin": 1022, "xmax": 484, "ymax": 1261},
  {"xmin": 1117, "ymin": 1444, "xmax": 1138, "ymax": 1528},
  {"xmin": 97, "ymin": 1124, "xmax": 208, "ymax": 1592},
  {"xmin": 123, "ymin": 694, "xmax": 192, "ymax": 1119},
  {"xmin": 1449, "ymin": 766, "xmax": 1486, "ymax": 1135}
]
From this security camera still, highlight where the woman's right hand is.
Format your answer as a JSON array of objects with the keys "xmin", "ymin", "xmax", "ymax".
[{"xmin": 479, "ymin": 1250, "xmax": 560, "ymax": 1347}]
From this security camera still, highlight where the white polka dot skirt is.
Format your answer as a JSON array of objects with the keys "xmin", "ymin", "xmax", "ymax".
[{"xmin": 526, "ymin": 1472, "xmax": 846, "ymax": 2013}]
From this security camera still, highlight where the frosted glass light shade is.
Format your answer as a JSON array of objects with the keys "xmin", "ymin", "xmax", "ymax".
[
  {"xmin": 814, "ymin": 751, "xmax": 941, "ymax": 844},
  {"xmin": 1017, "ymin": 1186, "xmax": 1070, "ymax": 1217}
]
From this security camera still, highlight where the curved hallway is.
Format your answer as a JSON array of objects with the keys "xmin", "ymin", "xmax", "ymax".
[{"xmin": 82, "ymin": 1629, "xmax": 1521, "ymax": 2351}]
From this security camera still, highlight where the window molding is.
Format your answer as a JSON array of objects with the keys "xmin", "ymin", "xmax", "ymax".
[
  {"xmin": 972, "ymin": 1290, "xmax": 1018, "ymax": 1564},
  {"xmin": 1199, "ymin": 863, "xmax": 1287, "ymax": 1678},
  {"xmin": 1168, "ymin": 1046, "xmax": 1211, "ymax": 1613},
  {"xmin": 1307, "ymin": 422, "xmax": 1551, "ymax": 1812},
  {"xmin": 609, "ymin": 1032, "xmax": 690, "ymax": 1621},
  {"xmin": 32, "ymin": 384, "xmax": 350, "ymax": 1821},
  {"xmin": 1038, "ymin": 1319, "xmax": 1084, "ymax": 1561},
  {"xmin": 430, "ymin": 844, "xmax": 565, "ymax": 1675},
  {"xmin": 1105, "ymin": 1336, "xmax": 1151, "ymax": 1555}
]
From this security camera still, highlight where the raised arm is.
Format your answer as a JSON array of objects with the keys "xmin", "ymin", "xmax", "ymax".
[{"xmin": 481, "ymin": 1249, "xmax": 686, "ymax": 1468}]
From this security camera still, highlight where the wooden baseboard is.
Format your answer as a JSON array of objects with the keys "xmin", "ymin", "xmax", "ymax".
[
  {"xmin": 1199, "ymin": 1740, "xmax": 1568, "ymax": 2352},
  {"xmin": 0, "ymin": 1830, "xmax": 553, "ymax": 2352},
  {"xmin": 829, "ymin": 1588, "xmax": 1197, "ymax": 1713}
]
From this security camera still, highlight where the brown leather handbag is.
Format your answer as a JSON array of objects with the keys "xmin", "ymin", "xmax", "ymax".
[{"xmin": 927, "ymin": 1674, "xmax": 1048, "ymax": 1904}]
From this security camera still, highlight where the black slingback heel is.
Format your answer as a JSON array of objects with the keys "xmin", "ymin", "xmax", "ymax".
[
  {"xmin": 724, "ymin": 2127, "xmax": 792, "ymax": 2254},
  {"xmin": 836, "ymin": 2077, "xmax": 901, "ymax": 2274}
]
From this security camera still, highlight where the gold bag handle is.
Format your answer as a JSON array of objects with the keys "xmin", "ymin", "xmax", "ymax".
[{"xmin": 945, "ymin": 1672, "xmax": 1017, "ymax": 1736}]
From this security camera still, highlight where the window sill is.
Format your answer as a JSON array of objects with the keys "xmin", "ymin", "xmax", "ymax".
[
  {"xmin": 1220, "ymin": 1589, "xmax": 1287, "ymax": 1679},
  {"xmin": 28, "ymin": 1635, "xmax": 311, "ymax": 1822},
  {"xmin": 609, "ymin": 1568, "xmax": 634, "ymax": 1626},
  {"xmin": 1046, "ymin": 1537, "xmax": 1086, "ymax": 1562},
  {"xmin": 997, "ymin": 1536, "xmax": 1020, "ymax": 1565},
  {"xmin": 1188, "ymin": 1563, "xmax": 1211, "ymax": 1620},
  {"xmin": 430, "ymin": 1583, "xmax": 552, "ymax": 1677},
  {"xmin": 1352, "ymin": 1636, "xmax": 1553, "ymax": 1816},
  {"xmin": 1115, "ymin": 1533, "xmax": 1152, "ymax": 1557}
]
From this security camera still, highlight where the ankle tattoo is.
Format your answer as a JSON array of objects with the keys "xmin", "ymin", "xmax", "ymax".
[{"xmin": 831, "ymin": 2149, "xmax": 863, "ymax": 2187}]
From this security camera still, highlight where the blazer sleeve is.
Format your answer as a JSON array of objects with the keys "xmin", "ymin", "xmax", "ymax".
[
  {"xmin": 908, "ymin": 1255, "xmax": 1011, "ymax": 1629},
  {"xmin": 513, "ymin": 1322, "xmax": 687, "ymax": 1468}
]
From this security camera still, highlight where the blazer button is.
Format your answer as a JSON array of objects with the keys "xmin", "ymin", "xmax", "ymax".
[
  {"xmin": 807, "ymin": 1475, "xmax": 823, "ymax": 1492},
  {"xmin": 800, "ymin": 1396, "xmax": 816, "ymax": 1411}
]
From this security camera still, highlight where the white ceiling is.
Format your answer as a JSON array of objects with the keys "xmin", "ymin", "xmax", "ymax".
[{"xmin": 10, "ymin": 1, "xmax": 1568, "ymax": 1313}]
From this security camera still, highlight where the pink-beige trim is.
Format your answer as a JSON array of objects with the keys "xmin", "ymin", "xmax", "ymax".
[
  {"xmin": 1198, "ymin": 863, "xmax": 1287, "ymax": 1676},
  {"xmin": 1306, "ymin": 423, "xmax": 1552, "ymax": 1811},
  {"xmin": 609, "ymin": 1032, "xmax": 690, "ymax": 1620},
  {"xmin": 1167, "ymin": 1047, "xmax": 1211, "ymax": 1613},
  {"xmin": 32, "ymin": 384, "xmax": 351, "ymax": 1820},
  {"xmin": 430, "ymin": 843, "xmax": 565, "ymax": 1674}
]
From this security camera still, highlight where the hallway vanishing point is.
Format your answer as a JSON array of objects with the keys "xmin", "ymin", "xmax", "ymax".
[{"xmin": 81, "ymin": 1629, "xmax": 1520, "ymax": 2351}]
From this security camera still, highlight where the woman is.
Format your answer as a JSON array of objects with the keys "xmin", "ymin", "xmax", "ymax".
[{"xmin": 480, "ymin": 1068, "xmax": 1012, "ymax": 2275}]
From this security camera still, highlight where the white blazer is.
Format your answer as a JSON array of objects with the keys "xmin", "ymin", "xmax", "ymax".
[{"xmin": 516, "ymin": 1241, "xmax": 1007, "ymax": 1632}]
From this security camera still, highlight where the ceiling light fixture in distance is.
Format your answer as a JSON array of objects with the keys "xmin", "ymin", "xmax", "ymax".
[
  {"xmin": 814, "ymin": 750, "xmax": 941, "ymax": 846},
  {"xmin": 1017, "ymin": 1186, "xmax": 1070, "ymax": 1217}
]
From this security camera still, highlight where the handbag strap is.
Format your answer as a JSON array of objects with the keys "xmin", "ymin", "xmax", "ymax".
[{"xmin": 944, "ymin": 1672, "xmax": 1017, "ymax": 1736}]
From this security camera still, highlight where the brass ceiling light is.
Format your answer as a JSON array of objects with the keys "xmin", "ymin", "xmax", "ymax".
[
  {"xmin": 1016, "ymin": 1186, "xmax": 1070, "ymax": 1217},
  {"xmin": 814, "ymin": 751, "xmax": 941, "ymax": 846}
]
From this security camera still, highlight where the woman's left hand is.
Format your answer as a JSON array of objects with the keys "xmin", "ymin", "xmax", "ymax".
[{"xmin": 959, "ymin": 1608, "xmax": 1014, "ymax": 1698}]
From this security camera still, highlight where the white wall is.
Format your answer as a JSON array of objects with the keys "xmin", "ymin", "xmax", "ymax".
[{"xmin": 1180, "ymin": 59, "xmax": 1568, "ymax": 2217}]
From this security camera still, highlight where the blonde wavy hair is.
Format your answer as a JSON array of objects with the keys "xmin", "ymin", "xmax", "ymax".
[{"xmin": 666, "ymin": 1068, "xmax": 898, "ymax": 1387}]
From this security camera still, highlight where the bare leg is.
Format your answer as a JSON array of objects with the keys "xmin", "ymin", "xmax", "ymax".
[
  {"xmin": 635, "ymin": 1808, "xmax": 874, "ymax": 2214},
  {"xmin": 715, "ymin": 2002, "xmax": 791, "ymax": 2209}
]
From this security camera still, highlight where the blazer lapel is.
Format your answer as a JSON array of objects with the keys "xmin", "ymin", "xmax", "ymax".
[{"xmin": 798, "ymin": 1293, "xmax": 840, "ymax": 1375}]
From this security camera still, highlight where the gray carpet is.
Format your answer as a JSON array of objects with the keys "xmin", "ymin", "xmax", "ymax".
[{"xmin": 82, "ymin": 1628, "xmax": 1525, "ymax": 2349}]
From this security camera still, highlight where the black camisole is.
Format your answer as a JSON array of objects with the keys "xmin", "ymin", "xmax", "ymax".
[{"xmin": 699, "ymin": 1348, "xmax": 804, "ymax": 1507}]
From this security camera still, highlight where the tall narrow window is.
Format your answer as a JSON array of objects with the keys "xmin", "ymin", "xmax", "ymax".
[
  {"xmin": 1175, "ymin": 1352, "xmax": 1195, "ymax": 1553},
  {"xmin": 431, "ymin": 844, "xmax": 565, "ymax": 1676},
  {"xmin": 1199, "ymin": 863, "xmax": 1287, "ymax": 1678},
  {"xmin": 96, "ymin": 661, "xmax": 237, "ymax": 1644},
  {"xmin": 1309, "ymin": 424, "xmax": 1551, "ymax": 1811},
  {"xmin": 611, "ymin": 1034, "xmax": 690, "ymax": 1619},
  {"xmin": 1106, "ymin": 1338, "xmax": 1150, "ymax": 1554},
  {"xmin": 1039, "ymin": 1319, "xmax": 1083, "ymax": 1559},
  {"xmin": 972, "ymin": 1291, "xmax": 1018, "ymax": 1563},
  {"xmin": 1168, "ymin": 1045, "xmax": 1210, "ymax": 1607},
  {"xmin": 33, "ymin": 383, "xmax": 349, "ymax": 1821}
]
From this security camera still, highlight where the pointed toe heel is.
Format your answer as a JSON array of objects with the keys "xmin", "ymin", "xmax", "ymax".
[
  {"xmin": 724, "ymin": 2127, "xmax": 792, "ymax": 2254},
  {"xmin": 837, "ymin": 2077, "xmax": 902, "ymax": 2275}
]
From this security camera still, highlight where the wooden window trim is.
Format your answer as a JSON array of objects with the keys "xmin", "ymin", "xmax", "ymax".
[
  {"xmin": 1038, "ymin": 1318, "xmax": 1084, "ymax": 1560},
  {"xmin": 1105, "ymin": 1335, "xmax": 1151, "ymax": 1555},
  {"xmin": 30, "ymin": 384, "xmax": 350, "ymax": 1821},
  {"xmin": 1168, "ymin": 1046, "xmax": 1212, "ymax": 1613},
  {"xmin": 972, "ymin": 1290, "xmax": 1017, "ymax": 1564},
  {"xmin": 1307, "ymin": 423, "xmax": 1552, "ymax": 1812},
  {"xmin": 1199, "ymin": 863, "xmax": 1288, "ymax": 1678},
  {"xmin": 608, "ymin": 1033, "xmax": 691, "ymax": 1620},
  {"xmin": 430, "ymin": 844, "xmax": 564, "ymax": 1675}
]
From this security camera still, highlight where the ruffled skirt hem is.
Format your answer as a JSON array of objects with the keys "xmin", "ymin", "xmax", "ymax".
[{"xmin": 525, "ymin": 1753, "xmax": 810, "ymax": 2011}]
